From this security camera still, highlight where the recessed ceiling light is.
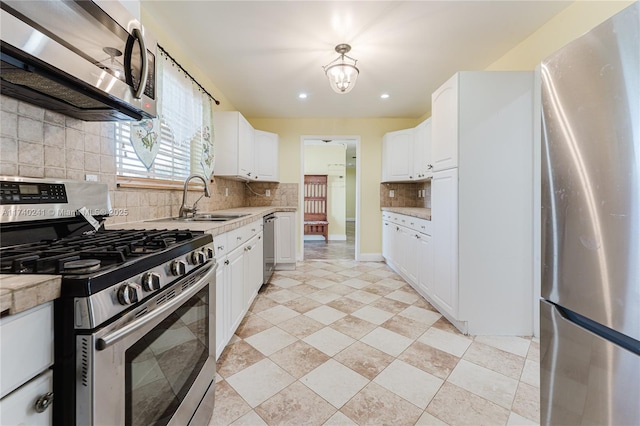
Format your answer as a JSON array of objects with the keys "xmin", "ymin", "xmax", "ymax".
[
  {"xmin": 380, "ymin": 93, "xmax": 390, "ymax": 99},
  {"xmin": 298, "ymin": 93, "xmax": 308, "ymax": 99}
]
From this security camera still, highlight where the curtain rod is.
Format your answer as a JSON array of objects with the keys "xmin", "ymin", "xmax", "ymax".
[{"xmin": 157, "ymin": 44, "xmax": 221, "ymax": 105}]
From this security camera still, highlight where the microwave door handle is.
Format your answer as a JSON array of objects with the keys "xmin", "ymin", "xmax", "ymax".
[{"xmin": 132, "ymin": 28, "xmax": 148, "ymax": 99}]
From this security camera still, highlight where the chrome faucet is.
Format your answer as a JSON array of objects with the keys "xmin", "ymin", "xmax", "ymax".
[{"xmin": 179, "ymin": 174, "xmax": 211, "ymax": 218}]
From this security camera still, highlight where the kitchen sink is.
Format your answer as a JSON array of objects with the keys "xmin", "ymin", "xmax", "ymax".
[{"xmin": 146, "ymin": 213, "xmax": 250, "ymax": 223}]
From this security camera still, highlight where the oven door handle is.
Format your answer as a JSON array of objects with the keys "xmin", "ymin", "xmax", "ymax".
[{"xmin": 96, "ymin": 263, "xmax": 214, "ymax": 351}]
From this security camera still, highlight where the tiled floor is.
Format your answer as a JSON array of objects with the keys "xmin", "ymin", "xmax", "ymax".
[
  {"xmin": 210, "ymin": 260, "xmax": 540, "ymax": 426},
  {"xmin": 304, "ymin": 222, "xmax": 355, "ymax": 260}
]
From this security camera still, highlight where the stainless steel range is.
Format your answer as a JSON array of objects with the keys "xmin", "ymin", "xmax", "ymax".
[{"xmin": 0, "ymin": 176, "xmax": 217, "ymax": 426}]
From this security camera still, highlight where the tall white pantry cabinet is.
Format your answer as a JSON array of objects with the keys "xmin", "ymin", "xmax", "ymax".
[{"xmin": 430, "ymin": 71, "xmax": 534, "ymax": 335}]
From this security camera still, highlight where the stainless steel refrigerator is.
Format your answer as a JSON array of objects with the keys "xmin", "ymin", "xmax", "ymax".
[{"xmin": 540, "ymin": 3, "xmax": 639, "ymax": 425}]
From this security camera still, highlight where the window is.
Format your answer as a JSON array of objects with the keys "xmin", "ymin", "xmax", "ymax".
[{"xmin": 116, "ymin": 48, "xmax": 214, "ymax": 186}]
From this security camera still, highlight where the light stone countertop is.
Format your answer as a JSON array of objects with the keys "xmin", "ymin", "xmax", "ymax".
[
  {"xmin": 381, "ymin": 207, "xmax": 431, "ymax": 220},
  {"xmin": 0, "ymin": 274, "xmax": 61, "ymax": 316},
  {"xmin": 0, "ymin": 206, "xmax": 296, "ymax": 317},
  {"xmin": 106, "ymin": 206, "xmax": 297, "ymax": 236}
]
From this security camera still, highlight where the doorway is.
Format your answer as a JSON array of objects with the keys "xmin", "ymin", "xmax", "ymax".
[{"xmin": 300, "ymin": 136, "xmax": 360, "ymax": 261}]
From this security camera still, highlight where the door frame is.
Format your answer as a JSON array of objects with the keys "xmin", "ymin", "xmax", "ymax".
[{"xmin": 300, "ymin": 135, "xmax": 361, "ymax": 260}]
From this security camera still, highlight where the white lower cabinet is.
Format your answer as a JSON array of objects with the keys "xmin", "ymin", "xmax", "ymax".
[
  {"xmin": 416, "ymin": 232, "xmax": 433, "ymax": 296},
  {"xmin": 0, "ymin": 302, "xmax": 54, "ymax": 425},
  {"xmin": 275, "ymin": 212, "xmax": 296, "ymax": 268},
  {"xmin": 214, "ymin": 219, "xmax": 264, "ymax": 360}
]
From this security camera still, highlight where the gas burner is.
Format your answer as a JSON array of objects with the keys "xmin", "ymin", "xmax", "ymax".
[{"xmin": 63, "ymin": 259, "xmax": 101, "ymax": 274}]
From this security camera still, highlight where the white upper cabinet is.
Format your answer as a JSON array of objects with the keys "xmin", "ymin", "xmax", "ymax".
[
  {"xmin": 213, "ymin": 112, "xmax": 279, "ymax": 182},
  {"xmin": 381, "ymin": 118, "xmax": 432, "ymax": 183},
  {"xmin": 254, "ymin": 130, "xmax": 279, "ymax": 182},
  {"xmin": 413, "ymin": 118, "xmax": 432, "ymax": 179},
  {"xmin": 382, "ymin": 129, "xmax": 413, "ymax": 182},
  {"xmin": 431, "ymin": 73, "xmax": 459, "ymax": 172}
]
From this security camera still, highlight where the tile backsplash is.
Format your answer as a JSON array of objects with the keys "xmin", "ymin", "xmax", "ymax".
[
  {"xmin": 380, "ymin": 181, "xmax": 431, "ymax": 208},
  {"xmin": 0, "ymin": 95, "xmax": 297, "ymax": 226}
]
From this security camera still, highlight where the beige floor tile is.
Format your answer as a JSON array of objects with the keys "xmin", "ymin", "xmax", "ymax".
[
  {"xmin": 381, "ymin": 314, "xmax": 432, "ymax": 340},
  {"xmin": 520, "ymin": 359, "xmax": 540, "ymax": 388},
  {"xmin": 374, "ymin": 359, "xmax": 444, "ymax": 408},
  {"xmin": 288, "ymin": 283, "xmax": 323, "ymax": 296},
  {"xmin": 307, "ymin": 268, "xmax": 334, "ymax": 278},
  {"xmin": 341, "ymin": 382, "xmax": 424, "ymax": 425},
  {"xmin": 305, "ymin": 278, "xmax": 338, "ymax": 289},
  {"xmin": 360, "ymin": 327, "xmax": 413, "ymax": 357},
  {"xmin": 431, "ymin": 317, "xmax": 465, "ymax": 335},
  {"xmin": 304, "ymin": 305, "xmax": 347, "ymax": 325},
  {"xmin": 368, "ymin": 269, "xmax": 396, "ymax": 278},
  {"xmin": 248, "ymin": 296, "xmax": 279, "ymax": 313},
  {"xmin": 324, "ymin": 283, "xmax": 358, "ymax": 296},
  {"xmin": 386, "ymin": 289, "xmax": 421, "ymax": 304},
  {"xmin": 229, "ymin": 410, "xmax": 268, "ymax": 425},
  {"xmin": 426, "ymin": 382, "xmax": 510, "ymax": 426},
  {"xmin": 226, "ymin": 358, "xmax": 296, "ymax": 407},
  {"xmin": 244, "ymin": 326, "xmax": 297, "ymax": 356},
  {"xmin": 303, "ymin": 326, "xmax": 356, "ymax": 356},
  {"xmin": 329, "ymin": 315, "xmax": 378, "ymax": 340},
  {"xmin": 399, "ymin": 305, "xmax": 442, "ymax": 326},
  {"xmin": 300, "ymin": 359, "xmax": 369, "ymax": 408},
  {"xmin": 216, "ymin": 340, "xmax": 266, "ymax": 378},
  {"xmin": 413, "ymin": 297, "xmax": 439, "ymax": 312},
  {"xmin": 333, "ymin": 341, "xmax": 395, "ymax": 380},
  {"xmin": 375, "ymin": 277, "xmax": 407, "ymax": 289},
  {"xmin": 255, "ymin": 381, "xmax": 336, "ymax": 425},
  {"xmin": 338, "ymin": 269, "xmax": 363, "ymax": 278},
  {"xmin": 234, "ymin": 314, "xmax": 273, "ymax": 339},
  {"xmin": 268, "ymin": 276, "xmax": 302, "ymax": 289},
  {"xmin": 307, "ymin": 289, "xmax": 342, "ymax": 304},
  {"xmin": 351, "ymin": 305, "xmax": 395, "ymax": 325},
  {"xmin": 415, "ymin": 411, "xmax": 449, "ymax": 425},
  {"xmin": 474, "ymin": 335, "xmax": 531, "ymax": 357},
  {"xmin": 398, "ymin": 341, "xmax": 459, "ymax": 380},
  {"xmin": 342, "ymin": 278, "xmax": 372, "ymax": 289},
  {"xmin": 322, "ymin": 411, "xmax": 358, "ymax": 425},
  {"xmin": 507, "ymin": 411, "xmax": 538, "ymax": 426},
  {"xmin": 282, "ymin": 296, "xmax": 322, "ymax": 314},
  {"xmin": 327, "ymin": 297, "xmax": 367, "ymax": 315},
  {"xmin": 463, "ymin": 341, "xmax": 526, "ymax": 380},
  {"xmin": 264, "ymin": 289, "xmax": 301, "ymax": 304},
  {"xmin": 447, "ymin": 359, "xmax": 519, "ymax": 409},
  {"xmin": 257, "ymin": 305, "xmax": 300, "ymax": 325},
  {"xmin": 344, "ymin": 289, "xmax": 382, "ymax": 304},
  {"xmin": 208, "ymin": 380, "xmax": 252, "ymax": 426},
  {"xmin": 356, "ymin": 273, "xmax": 389, "ymax": 284},
  {"xmin": 418, "ymin": 327, "xmax": 472, "ymax": 357},
  {"xmin": 277, "ymin": 314, "xmax": 325, "ymax": 339},
  {"xmin": 511, "ymin": 382, "xmax": 540, "ymax": 423},
  {"xmin": 370, "ymin": 297, "xmax": 410, "ymax": 314},
  {"xmin": 363, "ymin": 283, "xmax": 396, "ymax": 296},
  {"xmin": 269, "ymin": 340, "xmax": 330, "ymax": 378},
  {"xmin": 527, "ymin": 340, "xmax": 540, "ymax": 362}
]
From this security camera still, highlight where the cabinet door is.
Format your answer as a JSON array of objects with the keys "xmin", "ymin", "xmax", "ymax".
[
  {"xmin": 275, "ymin": 212, "xmax": 295, "ymax": 264},
  {"xmin": 227, "ymin": 247, "xmax": 245, "ymax": 334},
  {"xmin": 398, "ymin": 225, "xmax": 418, "ymax": 284},
  {"xmin": 238, "ymin": 114, "xmax": 255, "ymax": 178},
  {"xmin": 431, "ymin": 168, "xmax": 458, "ymax": 317},
  {"xmin": 382, "ymin": 130, "xmax": 413, "ymax": 181},
  {"xmin": 243, "ymin": 233, "xmax": 264, "ymax": 308},
  {"xmin": 416, "ymin": 233, "xmax": 433, "ymax": 295},
  {"xmin": 382, "ymin": 219, "xmax": 393, "ymax": 261},
  {"xmin": 254, "ymin": 130, "xmax": 279, "ymax": 182},
  {"xmin": 432, "ymin": 74, "xmax": 459, "ymax": 171},
  {"xmin": 413, "ymin": 118, "xmax": 432, "ymax": 179},
  {"xmin": 0, "ymin": 370, "xmax": 53, "ymax": 426}
]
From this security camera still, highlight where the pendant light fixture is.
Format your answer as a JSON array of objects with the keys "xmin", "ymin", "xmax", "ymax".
[{"xmin": 323, "ymin": 44, "xmax": 359, "ymax": 94}]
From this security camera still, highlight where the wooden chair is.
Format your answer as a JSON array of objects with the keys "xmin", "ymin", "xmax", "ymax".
[{"xmin": 304, "ymin": 175, "xmax": 329, "ymax": 242}]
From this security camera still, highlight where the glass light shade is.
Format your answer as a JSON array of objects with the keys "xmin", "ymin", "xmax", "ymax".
[{"xmin": 325, "ymin": 62, "xmax": 359, "ymax": 94}]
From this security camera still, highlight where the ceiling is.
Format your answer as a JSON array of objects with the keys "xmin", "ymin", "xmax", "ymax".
[{"xmin": 142, "ymin": 1, "xmax": 572, "ymax": 119}]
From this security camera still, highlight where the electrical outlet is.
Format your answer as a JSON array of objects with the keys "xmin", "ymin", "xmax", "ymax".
[
  {"xmin": 389, "ymin": 190, "xmax": 395, "ymax": 198},
  {"xmin": 224, "ymin": 188, "xmax": 229, "ymax": 197},
  {"xmin": 418, "ymin": 190, "xmax": 422, "ymax": 198},
  {"xmin": 265, "ymin": 189, "xmax": 271, "ymax": 197},
  {"xmin": 85, "ymin": 174, "xmax": 98, "ymax": 182}
]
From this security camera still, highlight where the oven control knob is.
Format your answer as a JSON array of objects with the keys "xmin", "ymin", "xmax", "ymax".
[
  {"xmin": 170, "ymin": 260, "xmax": 187, "ymax": 276},
  {"xmin": 190, "ymin": 250, "xmax": 206, "ymax": 265},
  {"xmin": 117, "ymin": 283, "xmax": 139, "ymax": 305},
  {"xmin": 141, "ymin": 272, "xmax": 161, "ymax": 291},
  {"xmin": 205, "ymin": 247, "xmax": 215, "ymax": 259}
]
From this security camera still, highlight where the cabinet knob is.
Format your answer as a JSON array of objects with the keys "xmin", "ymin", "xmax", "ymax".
[
  {"xmin": 224, "ymin": 260, "xmax": 230, "ymax": 265},
  {"xmin": 35, "ymin": 392, "xmax": 54, "ymax": 413},
  {"xmin": 427, "ymin": 164, "xmax": 433, "ymax": 170}
]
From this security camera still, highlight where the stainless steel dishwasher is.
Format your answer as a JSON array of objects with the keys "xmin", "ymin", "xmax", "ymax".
[{"xmin": 263, "ymin": 214, "xmax": 277, "ymax": 283}]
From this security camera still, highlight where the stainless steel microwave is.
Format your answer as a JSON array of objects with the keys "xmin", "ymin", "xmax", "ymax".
[{"xmin": 0, "ymin": 0, "xmax": 156, "ymax": 121}]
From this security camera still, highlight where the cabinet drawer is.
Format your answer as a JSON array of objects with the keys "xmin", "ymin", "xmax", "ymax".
[
  {"xmin": 0, "ymin": 369, "xmax": 53, "ymax": 426},
  {"xmin": 212, "ymin": 233, "xmax": 228, "ymax": 260},
  {"xmin": 0, "ymin": 302, "xmax": 53, "ymax": 398},
  {"xmin": 226, "ymin": 220, "xmax": 262, "ymax": 252}
]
